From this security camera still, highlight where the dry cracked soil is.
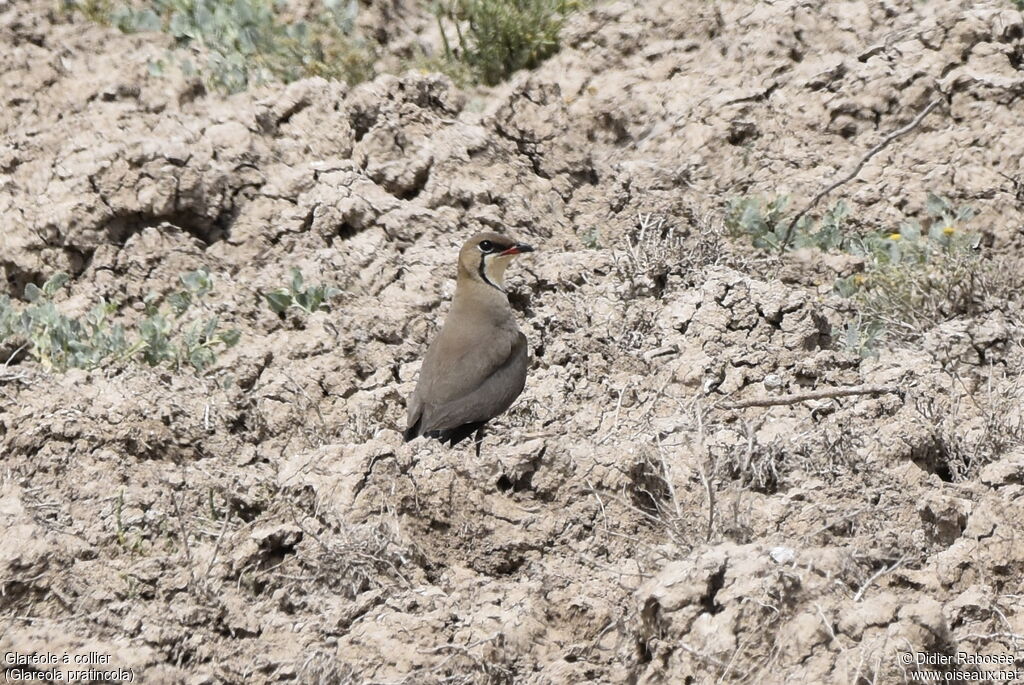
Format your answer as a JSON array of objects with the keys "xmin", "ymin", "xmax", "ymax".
[{"xmin": 3, "ymin": 0, "xmax": 1024, "ymax": 683}]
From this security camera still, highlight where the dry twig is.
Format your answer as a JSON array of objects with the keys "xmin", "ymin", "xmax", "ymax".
[
  {"xmin": 853, "ymin": 555, "xmax": 906, "ymax": 602},
  {"xmin": 692, "ymin": 407, "xmax": 715, "ymax": 543},
  {"xmin": 781, "ymin": 98, "xmax": 944, "ymax": 249},
  {"xmin": 721, "ymin": 384, "xmax": 899, "ymax": 410}
]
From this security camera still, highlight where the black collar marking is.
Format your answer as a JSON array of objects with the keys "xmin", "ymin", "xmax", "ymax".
[{"xmin": 478, "ymin": 253, "xmax": 504, "ymax": 292}]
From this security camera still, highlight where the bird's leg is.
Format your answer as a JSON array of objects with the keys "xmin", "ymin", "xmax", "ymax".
[{"xmin": 474, "ymin": 425, "xmax": 485, "ymax": 459}]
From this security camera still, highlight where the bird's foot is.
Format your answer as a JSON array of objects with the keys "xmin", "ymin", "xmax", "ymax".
[{"xmin": 474, "ymin": 426, "xmax": 485, "ymax": 459}]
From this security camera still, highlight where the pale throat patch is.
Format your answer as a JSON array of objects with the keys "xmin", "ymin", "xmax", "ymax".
[{"xmin": 482, "ymin": 254, "xmax": 514, "ymax": 290}]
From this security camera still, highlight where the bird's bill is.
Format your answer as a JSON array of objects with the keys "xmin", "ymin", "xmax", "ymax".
[{"xmin": 499, "ymin": 243, "xmax": 535, "ymax": 256}]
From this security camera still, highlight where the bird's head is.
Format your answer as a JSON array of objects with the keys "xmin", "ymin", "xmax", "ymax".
[{"xmin": 457, "ymin": 231, "xmax": 534, "ymax": 292}]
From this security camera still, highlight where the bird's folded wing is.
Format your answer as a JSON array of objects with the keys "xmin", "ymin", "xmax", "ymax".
[
  {"xmin": 414, "ymin": 330, "xmax": 527, "ymax": 434},
  {"xmin": 423, "ymin": 336, "xmax": 528, "ymax": 432}
]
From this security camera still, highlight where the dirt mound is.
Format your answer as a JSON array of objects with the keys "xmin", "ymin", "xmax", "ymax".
[{"xmin": 2, "ymin": 0, "xmax": 1024, "ymax": 682}]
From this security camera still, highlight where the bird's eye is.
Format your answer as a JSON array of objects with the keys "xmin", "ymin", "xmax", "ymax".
[{"xmin": 478, "ymin": 240, "xmax": 494, "ymax": 253}]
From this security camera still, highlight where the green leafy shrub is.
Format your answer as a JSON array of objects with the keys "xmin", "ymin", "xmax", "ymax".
[
  {"xmin": 138, "ymin": 268, "xmax": 242, "ymax": 371},
  {"xmin": 834, "ymin": 317, "xmax": 885, "ymax": 359},
  {"xmin": 61, "ymin": 0, "xmax": 114, "ymax": 22},
  {"xmin": 0, "ymin": 273, "xmax": 128, "ymax": 371},
  {"xmin": 434, "ymin": 0, "xmax": 580, "ymax": 86},
  {"xmin": 728, "ymin": 192, "xmax": 986, "ymax": 344},
  {"xmin": 263, "ymin": 268, "xmax": 341, "ymax": 315},
  {"xmin": 835, "ymin": 194, "xmax": 982, "ymax": 338},
  {"xmin": 725, "ymin": 195, "xmax": 849, "ymax": 252},
  {"xmin": 67, "ymin": 0, "xmax": 374, "ymax": 93},
  {"xmin": 0, "ymin": 269, "xmax": 240, "ymax": 374}
]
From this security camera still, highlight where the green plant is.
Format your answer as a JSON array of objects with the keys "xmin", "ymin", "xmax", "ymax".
[
  {"xmin": 60, "ymin": 0, "xmax": 114, "ymax": 23},
  {"xmin": 104, "ymin": 0, "xmax": 374, "ymax": 93},
  {"xmin": 834, "ymin": 317, "xmax": 884, "ymax": 359},
  {"xmin": 729, "ymin": 192, "xmax": 987, "ymax": 341},
  {"xmin": 0, "ymin": 268, "xmax": 240, "ymax": 374},
  {"xmin": 835, "ymin": 194, "xmax": 982, "ymax": 338},
  {"xmin": 579, "ymin": 225, "xmax": 603, "ymax": 249},
  {"xmin": 434, "ymin": 0, "xmax": 579, "ymax": 86},
  {"xmin": 114, "ymin": 489, "xmax": 145, "ymax": 555},
  {"xmin": 725, "ymin": 195, "xmax": 793, "ymax": 250},
  {"xmin": 115, "ymin": 489, "xmax": 128, "ymax": 547},
  {"xmin": 0, "ymin": 273, "xmax": 129, "ymax": 371},
  {"xmin": 263, "ymin": 268, "xmax": 341, "ymax": 315},
  {"xmin": 725, "ymin": 195, "xmax": 849, "ymax": 251},
  {"xmin": 137, "ymin": 268, "xmax": 242, "ymax": 372}
]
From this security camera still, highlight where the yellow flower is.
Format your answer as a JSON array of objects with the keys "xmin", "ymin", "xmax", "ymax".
[
  {"xmin": 888, "ymin": 233, "xmax": 901, "ymax": 241},
  {"xmin": 942, "ymin": 225, "xmax": 956, "ymax": 235},
  {"xmin": 853, "ymin": 274, "xmax": 866, "ymax": 285}
]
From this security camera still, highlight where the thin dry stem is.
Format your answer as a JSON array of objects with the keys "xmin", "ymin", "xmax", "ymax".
[
  {"xmin": 781, "ymin": 97, "xmax": 943, "ymax": 249},
  {"xmin": 721, "ymin": 384, "xmax": 899, "ymax": 410},
  {"xmin": 853, "ymin": 555, "xmax": 906, "ymax": 602}
]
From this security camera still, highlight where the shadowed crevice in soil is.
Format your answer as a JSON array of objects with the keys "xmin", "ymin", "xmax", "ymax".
[
  {"xmin": 104, "ymin": 210, "xmax": 233, "ymax": 248},
  {"xmin": 1, "ymin": 261, "xmax": 46, "ymax": 300}
]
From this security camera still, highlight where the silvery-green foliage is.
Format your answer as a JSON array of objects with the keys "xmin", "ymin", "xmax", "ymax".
[
  {"xmin": 0, "ymin": 269, "xmax": 240, "ymax": 374},
  {"xmin": 263, "ymin": 268, "xmax": 342, "ymax": 315},
  {"xmin": 138, "ymin": 268, "xmax": 241, "ymax": 372},
  {"xmin": 112, "ymin": 0, "xmax": 373, "ymax": 93},
  {"xmin": 835, "ymin": 317, "xmax": 884, "ymax": 359},
  {"xmin": 725, "ymin": 196, "xmax": 848, "ymax": 252},
  {"xmin": 725, "ymin": 195, "xmax": 794, "ymax": 250},
  {"xmin": 727, "ymin": 191, "xmax": 985, "ymax": 342},
  {"xmin": 0, "ymin": 273, "xmax": 128, "ymax": 371}
]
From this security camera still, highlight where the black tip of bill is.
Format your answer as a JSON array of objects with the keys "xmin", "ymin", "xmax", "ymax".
[{"xmin": 500, "ymin": 243, "xmax": 535, "ymax": 256}]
